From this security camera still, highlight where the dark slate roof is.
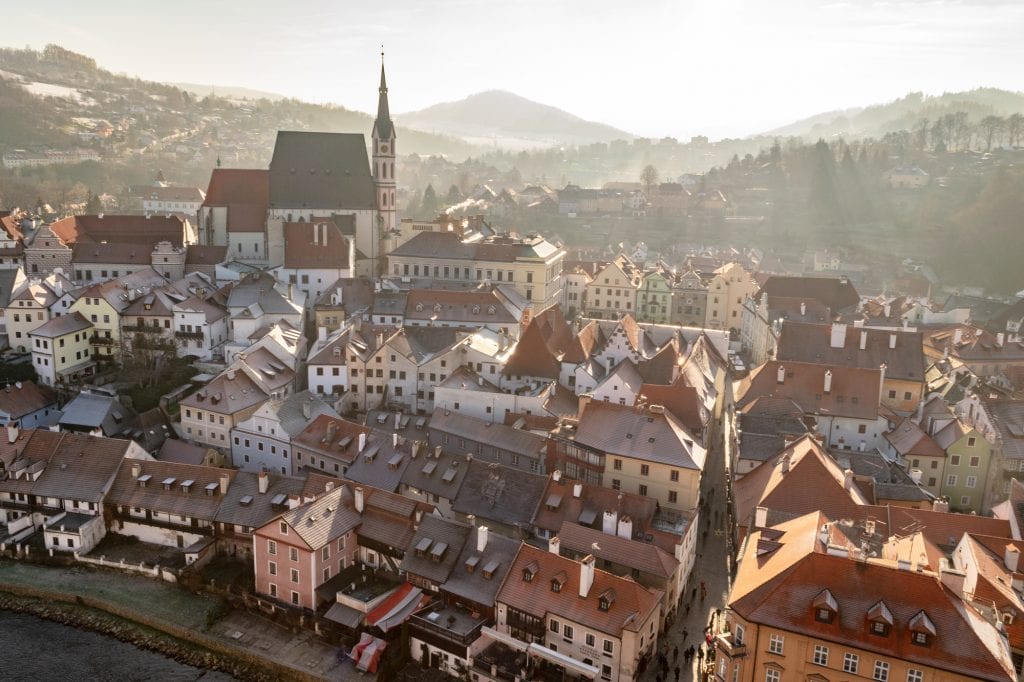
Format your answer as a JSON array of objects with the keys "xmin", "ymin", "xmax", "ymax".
[
  {"xmin": 268, "ymin": 131, "xmax": 375, "ymax": 210},
  {"xmin": 398, "ymin": 514, "xmax": 471, "ymax": 585},
  {"xmin": 451, "ymin": 459, "xmax": 547, "ymax": 531},
  {"xmin": 443, "ymin": 527, "xmax": 520, "ymax": 607},
  {"xmin": 27, "ymin": 431, "xmax": 133, "ymax": 504},
  {"xmin": 759, "ymin": 275, "xmax": 860, "ymax": 312},
  {"xmin": 776, "ymin": 322, "xmax": 924, "ymax": 382},
  {"xmin": 400, "ymin": 448, "xmax": 471, "ymax": 500},
  {"xmin": 215, "ymin": 470, "xmax": 307, "ymax": 529}
]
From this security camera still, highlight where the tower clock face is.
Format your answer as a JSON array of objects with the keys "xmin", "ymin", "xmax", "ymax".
[{"xmin": 381, "ymin": 144, "xmax": 389, "ymax": 154}]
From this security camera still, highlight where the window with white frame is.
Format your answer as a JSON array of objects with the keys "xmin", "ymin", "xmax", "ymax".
[
  {"xmin": 765, "ymin": 669, "xmax": 780, "ymax": 682},
  {"xmin": 768, "ymin": 633, "xmax": 783, "ymax": 654},
  {"xmin": 873, "ymin": 660, "xmax": 890, "ymax": 681},
  {"xmin": 813, "ymin": 644, "xmax": 829, "ymax": 666},
  {"xmin": 966, "ymin": 475, "xmax": 977, "ymax": 488},
  {"xmin": 906, "ymin": 669, "xmax": 923, "ymax": 682},
  {"xmin": 946, "ymin": 474, "xmax": 957, "ymax": 486},
  {"xmin": 843, "ymin": 652, "xmax": 859, "ymax": 673}
]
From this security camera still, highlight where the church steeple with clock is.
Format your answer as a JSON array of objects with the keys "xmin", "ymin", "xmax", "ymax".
[{"xmin": 372, "ymin": 52, "xmax": 396, "ymax": 239}]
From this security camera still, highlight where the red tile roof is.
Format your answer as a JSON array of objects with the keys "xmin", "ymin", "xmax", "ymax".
[
  {"xmin": 202, "ymin": 169, "xmax": 269, "ymax": 207},
  {"xmin": 282, "ymin": 221, "xmax": 351, "ymax": 269},
  {"xmin": 50, "ymin": 214, "xmax": 186, "ymax": 247},
  {"xmin": 502, "ymin": 321, "xmax": 561, "ymax": 379},
  {"xmin": 737, "ymin": 360, "xmax": 881, "ymax": 421}
]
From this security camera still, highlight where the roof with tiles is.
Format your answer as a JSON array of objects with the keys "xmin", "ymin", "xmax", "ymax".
[
  {"xmin": 50, "ymin": 214, "xmax": 187, "ymax": 247},
  {"xmin": 532, "ymin": 476, "xmax": 661, "ymax": 538},
  {"xmin": 635, "ymin": 382, "xmax": 705, "ymax": 435},
  {"xmin": 758, "ymin": 275, "xmax": 860, "ymax": 312},
  {"xmin": 731, "ymin": 513, "xmax": 1016, "ymax": 682},
  {"xmin": 776, "ymin": 321, "xmax": 924, "ymax": 383},
  {"xmin": 30, "ymin": 311, "xmax": 92, "ymax": 338},
  {"xmin": 429, "ymin": 408, "xmax": 548, "ymax": 459},
  {"xmin": 501, "ymin": 321, "xmax": 560, "ymax": 379},
  {"xmin": 292, "ymin": 414, "xmax": 368, "ymax": 464},
  {"xmin": 275, "ymin": 485, "xmax": 361, "ymax": 550},
  {"xmin": 400, "ymin": 444, "xmax": 471, "ymax": 500},
  {"xmin": 179, "ymin": 366, "xmax": 268, "ymax": 415},
  {"xmin": 0, "ymin": 381, "xmax": 57, "ymax": 420},
  {"xmin": 497, "ymin": 543, "xmax": 661, "ymax": 638},
  {"xmin": 958, "ymin": 533, "xmax": 1024, "ymax": 649},
  {"xmin": 20, "ymin": 431, "xmax": 135, "ymax": 504},
  {"xmin": 107, "ymin": 459, "xmax": 234, "ymax": 521},
  {"xmin": 925, "ymin": 325, "xmax": 1024, "ymax": 363},
  {"xmin": 737, "ymin": 360, "xmax": 881, "ymax": 421},
  {"xmin": 443, "ymin": 525, "xmax": 521, "ymax": 607},
  {"xmin": 341, "ymin": 429, "xmax": 415, "ymax": 492},
  {"xmin": 573, "ymin": 400, "xmax": 705, "ymax": 470},
  {"xmin": 357, "ymin": 484, "xmax": 433, "ymax": 551},
  {"xmin": 734, "ymin": 435, "xmax": 871, "ymax": 527},
  {"xmin": 202, "ymin": 168, "xmax": 269, "ymax": 208},
  {"xmin": 885, "ymin": 418, "xmax": 946, "ymax": 458},
  {"xmin": 398, "ymin": 514, "xmax": 472, "ymax": 585},
  {"xmin": 452, "ymin": 458, "xmax": 548, "ymax": 530},
  {"xmin": 268, "ymin": 131, "xmax": 375, "ymax": 210},
  {"xmin": 185, "ymin": 244, "xmax": 228, "ymax": 266},
  {"xmin": 282, "ymin": 220, "xmax": 352, "ymax": 269},
  {"xmin": 403, "ymin": 288, "xmax": 517, "ymax": 325},
  {"xmin": 557, "ymin": 521, "xmax": 678, "ymax": 579},
  {"xmin": 978, "ymin": 397, "xmax": 1024, "ymax": 461}
]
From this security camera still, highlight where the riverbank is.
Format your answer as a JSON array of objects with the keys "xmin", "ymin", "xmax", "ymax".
[{"xmin": 0, "ymin": 560, "xmax": 346, "ymax": 681}]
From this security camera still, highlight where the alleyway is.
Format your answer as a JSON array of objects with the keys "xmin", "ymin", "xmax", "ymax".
[{"xmin": 640, "ymin": 377, "xmax": 735, "ymax": 682}]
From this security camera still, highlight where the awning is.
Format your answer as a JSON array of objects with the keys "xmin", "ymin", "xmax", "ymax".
[
  {"xmin": 528, "ymin": 644, "xmax": 600, "ymax": 678},
  {"xmin": 481, "ymin": 626, "xmax": 529, "ymax": 652},
  {"xmin": 527, "ymin": 643, "xmax": 599, "ymax": 679},
  {"xmin": 367, "ymin": 583, "xmax": 424, "ymax": 632}
]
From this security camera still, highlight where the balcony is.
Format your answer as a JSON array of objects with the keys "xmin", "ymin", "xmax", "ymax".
[
  {"xmin": 716, "ymin": 631, "xmax": 747, "ymax": 659},
  {"xmin": 174, "ymin": 329, "xmax": 204, "ymax": 341},
  {"xmin": 411, "ymin": 604, "xmax": 487, "ymax": 649},
  {"xmin": 89, "ymin": 334, "xmax": 116, "ymax": 346},
  {"xmin": 122, "ymin": 324, "xmax": 165, "ymax": 334}
]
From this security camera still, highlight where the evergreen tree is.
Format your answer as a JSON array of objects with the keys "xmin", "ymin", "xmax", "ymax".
[
  {"xmin": 421, "ymin": 184, "xmax": 439, "ymax": 217},
  {"xmin": 85, "ymin": 190, "xmax": 103, "ymax": 214}
]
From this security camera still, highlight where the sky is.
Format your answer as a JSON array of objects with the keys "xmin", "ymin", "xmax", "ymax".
[{"xmin": 5, "ymin": 0, "xmax": 1024, "ymax": 139}]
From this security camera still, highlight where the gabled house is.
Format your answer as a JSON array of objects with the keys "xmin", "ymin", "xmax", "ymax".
[{"xmin": 230, "ymin": 391, "xmax": 338, "ymax": 475}]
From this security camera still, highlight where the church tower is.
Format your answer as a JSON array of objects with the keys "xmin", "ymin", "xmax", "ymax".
[{"xmin": 372, "ymin": 53, "xmax": 397, "ymax": 249}]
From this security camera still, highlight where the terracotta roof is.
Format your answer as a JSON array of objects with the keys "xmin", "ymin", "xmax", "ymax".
[
  {"xmin": 758, "ymin": 275, "xmax": 860, "ymax": 311},
  {"xmin": 532, "ymin": 477, "xmax": 661, "ymax": 539},
  {"xmin": 185, "ymin": 244, "xmax": 228, "ymax": 266},
  {"xmin": 497, "ymin": 544, "xmax": 661, "ymax": 637},
  {"xmin": 107, "ymin": 459, "xmax": 234, "ymax": 521},
  {"xmin": 404, "ymin": 289, "xmax": 517, "ymax": 325},
  {"xmin": 502, "ymin": 322, "xmax": 560, "ymax": 379},
  {"xmin": 283, "ymin": 220, "xmax": 352, "ymax": 269},
  {"xmin": 0, "ymin": 381, "xmax": 57, "ymax": 420},
  {"xmin": 731, "ymin": 514, "xmax": 1016, "ymax": 682},
  {"xmin": 635, "ymin": 382, "xmax": 704, "ymax": 435},
  {"xmin": 179, "ymin": 367, "xmax": 268, "ymax": 415},
  {"xmin": 557, "ymin": 521, "xmax": 678, "ymax": 579},
  {"xmin": 142, "ymin": 186, "xmax": 204, "ymax": 203},
  {"xmin": 737, "ymin": 360, "xmax": 881, "ymax": 421},
  {"xmin": 777, "ymin": 322, "xmax": 924, "ymax": 382},
  {"xmin": 202, "ymin": 168, "xmax": 269, "ymax": 207},
  {"xmin": 50, "ymin": 214, "xmax": 186, "ymax": 247},
  {"xmin": 884, "ymin": 418, "xmax": 945, "ymax": 458}
]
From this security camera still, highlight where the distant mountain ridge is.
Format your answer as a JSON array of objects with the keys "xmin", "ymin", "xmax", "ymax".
[
  {"xmin": 169, "ymin": 82, "xmax": 287, "ymax": 101},
  {"xmin": 396, "ymin": 90, "xmax": 635, "ymax": 150},
  {"xmin": 765, "ymin": 88, "xmax": 1024, "ymax": 139}
]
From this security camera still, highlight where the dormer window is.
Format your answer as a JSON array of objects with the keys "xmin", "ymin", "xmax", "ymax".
[
  {"xmin": 813, "ymin": 588, "xmax": 837, "ymax": 623},
  {"xmin": 551, "ymin": 570, "xmax": 567, "ymax": 593},
  {"xmin": 909, "ymin": 610, "xmax": 935, "ymax": 646},
  {"xmin": 598, "ymin": 587, "xmax": 616, "ymax": 612},
  {"xmin": 523, "ymin": 559, "xmax": 538, "ymax": 582},
  {"xmin": 867, "ymin": 600, "xmax": 893, "ymax": 636}
]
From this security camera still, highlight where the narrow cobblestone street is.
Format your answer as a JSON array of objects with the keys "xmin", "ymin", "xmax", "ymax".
[{"xmin": 640, "ymin": 378, "xmax": 735, "ymax": 682}]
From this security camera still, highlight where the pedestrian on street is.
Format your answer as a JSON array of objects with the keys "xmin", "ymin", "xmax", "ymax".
[
  {"xmin": 697, "ymin": 647, "xmax": 704, "ymax": 664},
  {"xmin": 673, "ymin": 644, "xmax": 679, "ymax": 662},
  {"xmin": 683, "ymin": 628, "xmax": 688, "ymax": 643},
  {"xmin": 674, "ymin": 666, "xmax": 681, "ymax": 682}
]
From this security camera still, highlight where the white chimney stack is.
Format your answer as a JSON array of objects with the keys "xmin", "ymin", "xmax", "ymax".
[
  {"xmin": 824, "ymin": 369, "xmax": 833, "ymax": 394},
  {"xmin": 602, "ymin": 510, "xmax": 617, "ymax": 535},
  {"xmin": 573, "ymin": 482, "xmax": 583, "ymax": 498},
  {"xmin": 219, "ymin": 473, "xmax": 230, "ymax": 494},
  {"xmin": 616, "ymin": 515, "xmax": 633, "ymax": 540},
  {"xmin": 860, "ymin": 330, "xmax": 867, "ymax": 351},
  {"xmin": 1006, "ymin": 544, "xmax": 1021, "ymax": 573},
  {"xmin": 131, "ymin": 462, "xmax": 141, "ymax": 479},
  {"xmin": 477, "ymin": 525, "xmax": 489, "ymax": 552},
  {"xmin": 843, "ymin": 469, "xmax": 854, "ymax": 490},
  {"xmin": 318, "ymin": 326, "xmax": 327, "ymax": 344},
  {"xmin": 552, "ymin": 470, "xmax": 562, "ymax": 482},
  {"xmin": 777, "ymin": 365, "xmax": 786, "ymax": 384},
  {"xmin": 754, "ymin": 506, "xmax": 768, "ymax": 528},
  {"xmin": 579, "ymin": 555, "xmax": 596, "ymax": 598},
  {"xmin": 393, "ymin": 432, "xmax": 398, "ymax": 447},
  {"xmin": 800, "ymin": 301, "xmax": 806, "ymax": 316},
  {"xmin": 889, "ymin": 333, "xmax": 897, "ymax": 350},
  {"xmin": 933, "ymin": 498, "xmax": 950, "ymax": 513},
  {"xmin": 548, "ymin": 535, "xmax": 560, "ymax": 555},
  {"xmin": 954, "ymin": 328, "xmax": 963, "ymax": 345},
  {"xmin": 997, "ymin": 332, "xmax": 1005, "ymax": 348},
  {"xmin": 884, "ymin": 303, "xmax": 891, "ymax": 318},
  {"xmin": 258, "ymin": 469, "xmax": 268, "ymax": 494},
  {"xmin": 830, "ymin": 323, "xmax": 847, "ymax": 349},
  {"xmin": 358, "ymin": 432, "xmax": 367, "ymax": 453},
  {"xmin": 909, "ymin": 468, "xmax": 923, "ymax": 484},
  {"xmin": 354, "ymin": 486, "xmax": 365, "ymax": 513}
]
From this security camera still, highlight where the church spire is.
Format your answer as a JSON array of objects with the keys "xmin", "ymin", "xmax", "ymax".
[{"xmin": 373, "ymin": 49, "xmax": 394, "ymax": 140}]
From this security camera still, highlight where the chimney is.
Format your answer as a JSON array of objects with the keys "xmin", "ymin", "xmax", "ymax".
[
  {"xmin": 800, "ymin": 301, "xmax": 806, "ymax": 316},
  {"xmin": 258, "ymin": 469, "xmax": 269, "ymax": 494},
  {"xmin": 411, "ymin": 441, "xmax": 420, "ymax": 458},
  {"xmin": 318, "ymin": 326, "xmax": 327, "ymax": 344},
  {"xmin": 777, "ymin": 364, "xmax": 786, "ymax": 384},
  {"xmin": 7, "ymin": 425, "xmax": 18, "ymax": 444},
  {"xmin": 878, "ymin": 363, "xmax": 887, "ymax": 402},
  {"xmin": 219, "ymin": 473, "xmax": 229, "ymax": 495},
  {"xmin": 1005, "ymin": 544, "xmax": 1020, "ymax": 573},
  {"xmin": 908, "ymin": 468, "xmax": 923, "ymax": 484},
  {"xmin": 829, "ymin": 323, "xmax": 847, "ymax": 349},
  {"xmin": 354, "ymin": 486, "xmax": 365, "ymax": 513},
  {"xmin": 884, "ymin": 303, "xmax": 891, "ymax": 318},
  {"xmin": 131, "ymin": 462, "xmax": 141, "ymax": 479},
  {"xmin": 477, "ymin": 525, "xmax": 489, "ymax": 552},
  {"xmin": 860, "ymin": 330, "xmax": 867, "ymax": 351},
  {"xmin": 889, "ymin": 333, "xmax": 897, "ymax": 350},
  {"xmin": 616, "ymin": 515, "xmax": 633, "ymax": 540},
  {"xmin": 226, "ymin": 369, "xmax": 236, "ymax": 381},
  {"xmin": 573, "ymin": 482, "xmax": 583, "ymax": 498},
  {"xmin": 392, "ymin": 432, "xmax": 398, "ymax": 447},
  {"xmin": 781, "ymin": 453, "xmax": 791, "ymax": 474},
  {"xmin": 932, "ymin": 498, "xmax": 950, "ymax": 513},
  {"xmin": 843, "ymin": 469, "xmax": 854, "ymax": 490},
  {"xmin": 997, "ymin": 332, "xmax": 1005, "ymax": 348},
  {"xmin": 552, "ymin": 470, "xmax": 562, "ymax": 482},
  {"xmin": 325, "ymin": 481, "xmax": 335, "ymax": 492},
  {"xmin": 358, "ymin": 432, "xmax": 367, "ymax": 453},
  {"xmin": 939, "ymin": 558, "xmax": 966, "ymax": 595},
  {"xmin": 548, "ymin": 535, "xmax": 561, "ymax": 555},
  {"xmin": 579, "ymin": 555, "xmax": 596, "ymax": 598},
  {"xmin": 302, "ymin": 398, "xmax": 312, "ymax": 420},
  {"xmin": 602, "ymin": 510, "xmax": 617, "ymax": 535},
  {"xmin": 823, "ymin": 369, "xmax": 832, "ymax": 394},
  {"xmin": 754, "ymin": 506, "xmax": 768, "ymax": 528},
  {"xmin": 953, "ymin": 328, "xmax": 963, "ymax": 345},
  {"xmin": 394, "ymin": 412, "xmax": 401, "ymax": 429}
]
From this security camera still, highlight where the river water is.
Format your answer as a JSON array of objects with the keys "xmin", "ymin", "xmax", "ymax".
[{"xmin": 0, "ymin": 610, "xmax": 236, "ymax": 681}]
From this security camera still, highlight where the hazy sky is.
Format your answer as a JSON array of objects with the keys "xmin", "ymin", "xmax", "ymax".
[{"xmin": 5, "ymin": 0, "xmax": 1024, "ymax": 139}]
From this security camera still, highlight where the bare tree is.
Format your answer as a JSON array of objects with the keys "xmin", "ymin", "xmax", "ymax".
[
  {"xmin": 1007, "ymin": 113, "xmax": 1024, "ymax": 148},
  {"xmin": 915, "ymin": 118, "xmax": 930, "ymax": 151},
  {"xmin": 953, "ymin": 111, "xmax": 971, "ymax": 151},
  {"xmin": 979, "ymin": 115, "xmax": 1006, "ymax": 151}
]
